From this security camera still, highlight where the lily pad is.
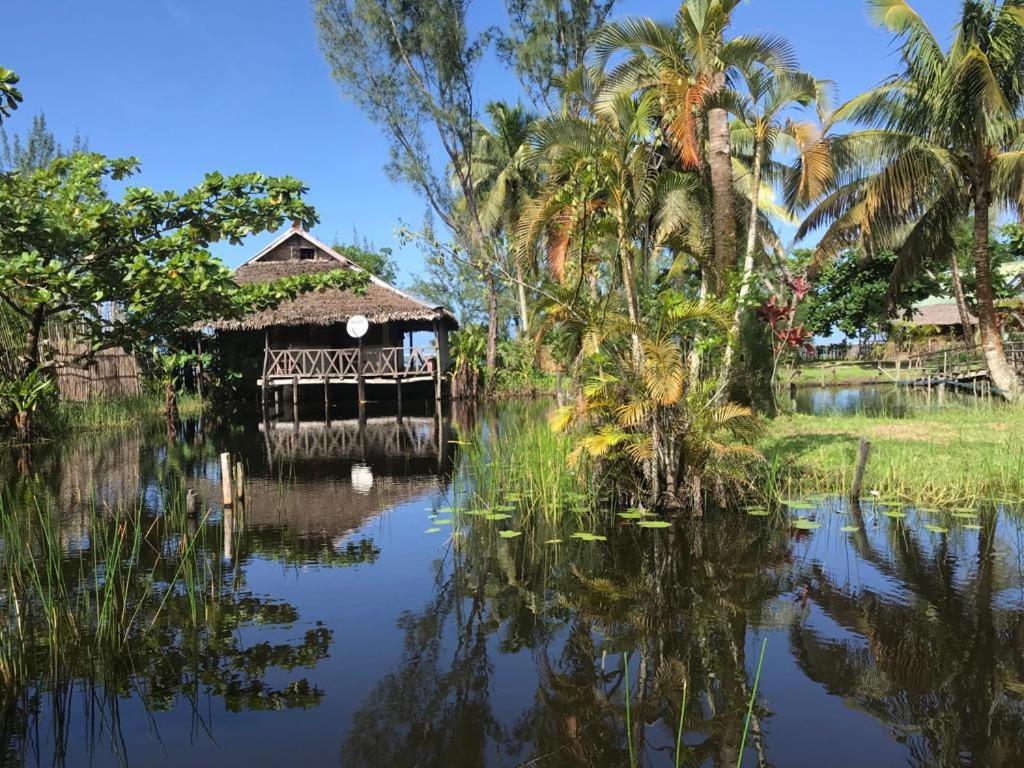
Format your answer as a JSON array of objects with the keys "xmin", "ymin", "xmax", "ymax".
[
  {"xmin": 792, "ymin": 518, "xmax": 821, "ymax": 530},
  {"xmin": 463, "ymin": 509, "xmax": 491, "ymax": 516},
  {"xmin": 783, "ymin": 500, "xmax": 817, "ymax": 510},
  {"xmin": 485, "ymin": 513, "xmax": 512, "ymax": 521},
  {"xmin": 544, "ymin": 538, "xmax": 563, "ymax": 545},
  {"xmin": 637, "ymin": 520, "xmax": 672, "ymax": 529},
  {"xmin": 570, "ymin": 532, "xmax": 608, "ymax": 542},
  {"xmin": 951, "ymin": 511, "xmax": 978, "ymax": 519},
  {"xmin": 493, "ymin": 503, "xmax": 516, "ymax": 512},
  {"xmin": 745, "ymin": 507, "xmax": 770, "ymax": 516},
  {"xmin": 498, "ymin": 530, "xmax": 523, "ymax": 539},
  {"xmin": 425, "ymin": 527, "xmax": 442, "ymax": 534},
  {"xmin": 914, "ymin": 506, "xmax": 939, "ymax": 513},
  {"xmin": 923, "ymin": 523, "xmax": 949, "ymax": 533},
  {"xmin": 840, "ymin": 525, "xmax": 861, "ymax": 532},
  {"xmin": 962, "ymin": 523, "xmax": 982, "ymax": 530},
  {"xmin": 433, "ymin": 518, "xmax": 454, "ymax": 526},
  {"xmin": 617, "ymin": 511, "xmax": 646, "ymax": 520},
  {"xmin": 436, "ymin": 506, "xmax": 455, "ymax": 513},
  {"xmin": 882, "ymin": 510, "xmax": 907, "ymax": 519}
]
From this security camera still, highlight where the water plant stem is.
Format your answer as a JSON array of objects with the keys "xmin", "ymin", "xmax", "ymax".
[{"xmin": 737, "ymin": 637, "xmax": 767, "ymax": 768}]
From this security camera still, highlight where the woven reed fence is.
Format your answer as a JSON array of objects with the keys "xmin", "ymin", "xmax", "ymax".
[{"xmin": 0, "ymin": 308, "xmax": 142, "ymax": 402}]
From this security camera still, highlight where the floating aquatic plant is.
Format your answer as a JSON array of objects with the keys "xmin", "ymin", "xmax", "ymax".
[
  {"xmin": 637, "ymin": 520, "xmax": 671, "ymax": 529},
  {"xmin": 840, "ymin": 525, "xmax": 861, "ymax": 532},
  {"xmin": 571, "ymin": 532, "xmax": 607, "ymax": 542},
  {"xmin": 498, "ymin": 530, "xmax": 522, "ymax": 539},
  {"xmin": 791, "ymin": 518, "xmax": 821, "ymax": 530}
]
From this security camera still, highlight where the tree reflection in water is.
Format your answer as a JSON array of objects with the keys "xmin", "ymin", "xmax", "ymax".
[{"xmin": 340, "ymin": 514, "xmax": 794, "ymax": 767}]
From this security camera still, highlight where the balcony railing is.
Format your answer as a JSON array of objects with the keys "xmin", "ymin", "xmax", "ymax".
[{"xmin": 263, "ymin": 347, "xmax": 436, "ymax": 380}]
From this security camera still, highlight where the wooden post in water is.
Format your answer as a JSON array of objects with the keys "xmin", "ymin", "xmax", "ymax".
[
  {"xmin": 323, "ymin": 376, "xmax": 330, "ymax": 411},
  {"xmin": 223, "ymin": 503, "xmax": 234, "ymax": 562},
  {"xmin": 850, "ymin": 438, "xmax": 871, "ymax": 500},
  {"xmin": 396, "ymin": 378, "xmax": 403, "ymax": 422},
  {"xmin": 234, "ymin": 461, "xmax": 245, "ymax": 501},
  {"xmin": 220, "ymin": 452, "xmax": 233, "ymax": 507},
  {"xmin": 292, "ymin": 376, "xmax": 299, "ymax": 408}
]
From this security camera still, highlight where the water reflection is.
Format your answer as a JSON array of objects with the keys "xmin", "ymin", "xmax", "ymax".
[
  {"xmin": 793, "ymin": 383, "xmax": 993, "ymax": 416},
  {"xmin": 1, "ymin": 404, "xmax": 1023, "ymax": 766}
]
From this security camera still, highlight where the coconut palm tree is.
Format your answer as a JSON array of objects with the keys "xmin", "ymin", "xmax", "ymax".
[
  {"xmin": 718, "ymin": 67, "xmax": 833, "ymax": 388},
  {"xmin": 797, "ymin": 0, "xmax": 1024, "ymax": 401},
  {"xmin": 470, "ymin": 102, "xmax": 540, "ymax": 334},
  {"xmin": 591, "ymin": 2, "xmax": 795, "ymax": 297}
]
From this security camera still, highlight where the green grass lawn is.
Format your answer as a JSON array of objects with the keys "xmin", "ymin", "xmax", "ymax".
[
  {"xmin": 761, "ymin": 405, "xmax": 1024, "ymax": 504},
  {"xmin": 783, "ymin": 360, "xmax": 899, "ymax": 387}
]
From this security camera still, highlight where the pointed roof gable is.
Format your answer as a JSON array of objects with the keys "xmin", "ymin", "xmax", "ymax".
[{"xmin": 205, "ymin": 225, "xmax": 457, "ymax": 331}]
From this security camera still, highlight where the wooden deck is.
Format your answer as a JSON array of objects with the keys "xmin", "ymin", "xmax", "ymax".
[
  {"xmin": 900, "ymin": 342, "xmax": 1024, "ymax": 391},
  {"xmin": 258, "ymin": 346, "xmax": 444, "ymax": 404}
]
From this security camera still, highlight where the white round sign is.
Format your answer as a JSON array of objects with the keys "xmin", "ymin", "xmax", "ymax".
[{"xmin": 346, "ymin": 315, "xmax": 369, "ymax": 339}]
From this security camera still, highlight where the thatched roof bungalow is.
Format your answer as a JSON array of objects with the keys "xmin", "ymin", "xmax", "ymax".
[{"xmin": 205, "ymin": 224, "xmax": 457, "ymax": 404}]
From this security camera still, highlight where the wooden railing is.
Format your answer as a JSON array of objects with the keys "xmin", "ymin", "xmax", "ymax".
[
  {"xmin": 263, "ymin": 347, "xmax": 436, "ymax": 380},
  {"xmin": 902, "ymin": 342, "xmax": 1024, "ymax": 380}
]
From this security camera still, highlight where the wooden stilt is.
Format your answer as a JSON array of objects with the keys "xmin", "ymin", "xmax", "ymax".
[
  {"xmin": 234, "ymin": 461, "xmax": 245, "ymax": 501},
  {"xmin": 396, "ymin": 378, "xmax": 403, "ymax": 421},
  {"xmin": 223, "ymin": 504, "xmax": 234, "ymax": 561},
  {"xmin": 292, "ymin": 376, "xmax": 299, "ymax": 407},
  {"xmin": 220, "ymin": 452, "xmax": 233, "ymax": 507}
]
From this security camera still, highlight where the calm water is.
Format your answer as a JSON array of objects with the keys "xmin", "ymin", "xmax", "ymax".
[
  {"xmin": 793, "ymin": 383, "xmax": 991, "ymax": 416},
  {"xmin": 2, "ymin": 401, "xmax": 1024, "ymax": 767}
]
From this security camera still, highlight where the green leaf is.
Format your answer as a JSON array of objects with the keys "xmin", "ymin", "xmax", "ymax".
[
  {"xmin": 840, "ymin": 525, "xmax": 861, "ymax": 532},
  {"xmin": 425, "ymin": 527, "xmax": 441, "ymax": 534},
  {"xmin": 570, "ymin": 532, "xmax": 607, "ymax": 542},
  {"xmin": 498, "ymin": 530, "xmax": 523, "ymax": 539},
  {"xmin": 791, "ymin": 518, "xmax": 821, "ymax": 530},
  {"xmin": 637, "ymin": 520, "xmax": 671, "ymax": 529}
]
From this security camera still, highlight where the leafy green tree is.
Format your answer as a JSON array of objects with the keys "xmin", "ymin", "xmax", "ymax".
[
  {"xmin": 0, "ymin": 66, "xmax": 21, "ymax": 124},
  {"xmin": 331, "ymin": 232, "xmax": 399, "ymax": 283},
  {"xmin": 0, "ymin": 152, "xmax": 366, "ymax": 440},
  {"xmin": 498, "ymin": 0, "xmax": 618, "ymax": 111},
  {"xmin": 798, "ymin": 249, "xmax": 936, "ymax": 341},
  {"xmin": 798, "ymin": 0, "xmax": 1024, "ymax": 400}
]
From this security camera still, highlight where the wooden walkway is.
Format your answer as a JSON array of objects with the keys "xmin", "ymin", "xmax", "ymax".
[{"xmin": 898, "ymin": 342, "xmax": 1024, "ymax": 392}]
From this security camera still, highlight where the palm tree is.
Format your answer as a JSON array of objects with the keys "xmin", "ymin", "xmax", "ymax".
[
  {"xmin": 797, "ymin": 0, "xmax": 1024, "ymax": 401},
  {"xmin": 470, "ymin": 102, "xmax": 540, "ymax": 334},
  {"xmin": 592, "ymin": 2, "xmax": 795, "ymax": 297},
  {"xmin": 521, "ymin": 90, "xmax": 669, "ymax": 361},
  {"xmin": 719, "ymin": 67, "xmax": 832, "ymax": 388}
]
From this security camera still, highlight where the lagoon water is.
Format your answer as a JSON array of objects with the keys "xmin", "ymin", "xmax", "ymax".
[{"xmin": 2, "ymin": 401, "xmax": 1023, "ymax": 767}]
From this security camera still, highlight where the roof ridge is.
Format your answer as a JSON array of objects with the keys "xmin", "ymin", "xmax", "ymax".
[{"xmin": 240, "ymin": 227, "xmax": 442, "ymax": 313}]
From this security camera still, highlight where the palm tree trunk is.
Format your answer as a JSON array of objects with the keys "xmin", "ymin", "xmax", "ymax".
[
  {"xmin": 972, "ymin": 172, "xmax": 1020, "ymax": 401},
  {"xmin": 619, "ymin": 238, "xmax": 643, "ymax": 364},
  {"xmin": 720, "ymin": 143, "xmax": 763, "ymax": 396},
  {"xmin": 485, "ymin": 272, "xmax": 499, "ymax": 374},
  {"xmin": 514, "ymin": 260, "xmax": 530, "ymax": 336},
  {"xmin": 949, "ymin": 250, "xmax": 973, "ymax": 345},
  {"xmin": 707, "ymin": 73, "xmax": 738, "ymax": 298}
]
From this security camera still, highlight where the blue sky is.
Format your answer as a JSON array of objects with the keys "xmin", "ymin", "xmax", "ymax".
[{"xmin": 4, "ymin": 0, "xmax": 959, "ymax": 282}]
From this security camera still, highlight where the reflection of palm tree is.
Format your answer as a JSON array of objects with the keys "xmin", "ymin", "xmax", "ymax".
[{"xmin": 792, "ymin": 512, "xmax": 1024, "ymax": 765}]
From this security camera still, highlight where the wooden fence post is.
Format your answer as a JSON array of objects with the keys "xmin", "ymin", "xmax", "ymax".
[
  {"xmin": 220, "ymin": 452, "xmax": 233, "ymax": 507},
  {"xmin": 850, "ymin": 438, "xmax": 871, "ymax": 500}
]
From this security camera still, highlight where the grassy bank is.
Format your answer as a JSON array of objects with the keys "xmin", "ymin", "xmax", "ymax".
[
  {"xmin": 761, "ymin": 405, "xmax": 1024, "ymax": 505},
  {"xmin": 55, "ymin": 392, "xmax": 204, "ymax": 431},
  {"xmin": 782, "ymin": 360, "xmax": 897, "ymax": 387}
]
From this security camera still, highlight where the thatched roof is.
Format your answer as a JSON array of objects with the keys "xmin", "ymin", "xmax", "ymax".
[
  {"xmin": 204, "ymin": 227, "xmax": 456, "ymax": 331},
  {"xmin": 899, "ymin": 302, "xmax": 977, "ymax": 327}
]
